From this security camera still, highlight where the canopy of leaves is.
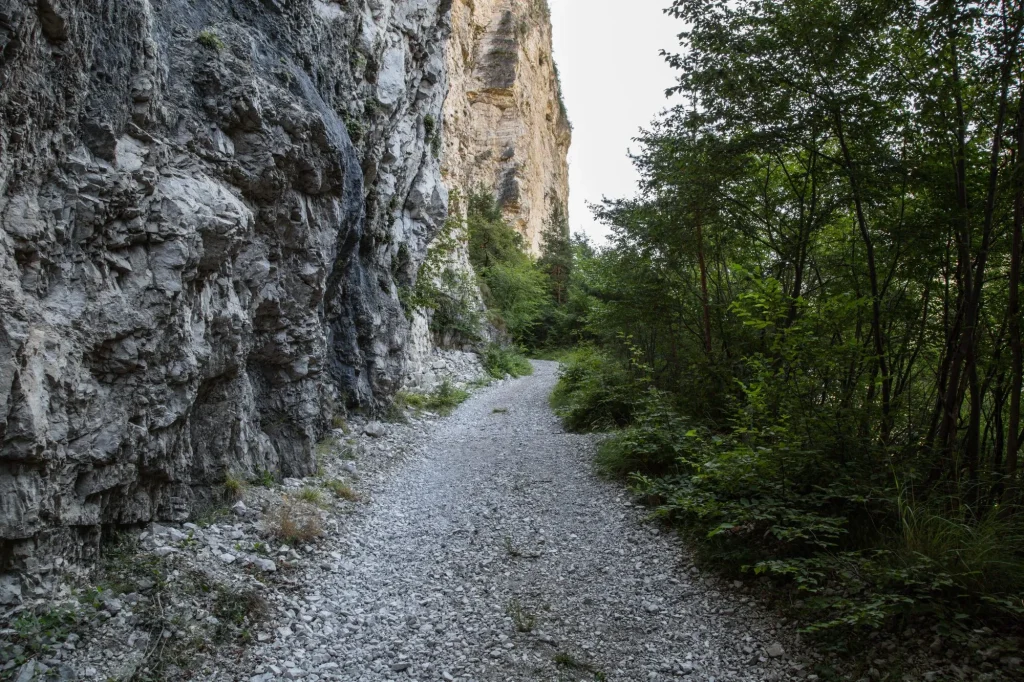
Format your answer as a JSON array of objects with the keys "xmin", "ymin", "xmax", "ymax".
[{"xmin": 552, "ymin": 0, "xmax": 1024, "ymax": 642}]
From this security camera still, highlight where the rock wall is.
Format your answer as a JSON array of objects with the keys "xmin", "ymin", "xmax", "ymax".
[
  {"xmin": 0, "ymin": 0, "xmax": 451, "ymax": 585},
  {"xmin": 443, "ymin": 0, "xmax": 571, "ymax": 253}
]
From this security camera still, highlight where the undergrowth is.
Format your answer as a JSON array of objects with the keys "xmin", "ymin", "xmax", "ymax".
[
  {"xmin": 482, "ymin": 344, "xmax": 533, "ymax": 379},
  {"xmin": 552, "ymin": 348, "xmax": 1024, "ymax": 643},
  {"xmin": 396, "ymin": 379, "xmax": 470, "ymax": 416}
]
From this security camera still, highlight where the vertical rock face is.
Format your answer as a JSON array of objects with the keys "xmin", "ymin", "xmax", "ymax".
[
  {"xmin": 443, "ymin": 0, "xmax": 571, "ymax": 253},
  {"xmin": 0, "ymin": 0, "xmax": 450, "ymax": 581}
]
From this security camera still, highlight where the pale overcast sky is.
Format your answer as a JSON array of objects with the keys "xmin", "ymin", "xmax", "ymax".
[{"xmin": 547, "ymin": 0, "xmax": 683, "ymax": 244}]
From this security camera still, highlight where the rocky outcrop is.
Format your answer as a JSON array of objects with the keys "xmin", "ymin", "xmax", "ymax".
[
  {"xmin": 443, "ymin": 0, "xmax": 570, "ymax": 253},
  {"xmin": 0, "ymin": 0, "xmax": 450, "ymax": 586}
]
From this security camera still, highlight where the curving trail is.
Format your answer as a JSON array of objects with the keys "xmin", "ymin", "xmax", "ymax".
[{"xmin": 243, "ymin": 361, "xmax": 803, "ymax": 682}]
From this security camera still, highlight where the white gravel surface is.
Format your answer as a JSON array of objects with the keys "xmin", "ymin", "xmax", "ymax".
[{"xmin": 243, "ymin": 361, "xmax": 808, "ymax": 682}]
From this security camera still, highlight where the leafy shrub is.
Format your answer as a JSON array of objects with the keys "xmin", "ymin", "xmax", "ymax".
[
  {"xmin": 196, "ymin": 29, "xmax": 224, "ymax": 51},
  {"xmin": 466, "ymin": 192, "xmax": 551, "ymax": 343},
  {"xmin": 595, "ymin": 393, "xmax": 692, "ymax": 477},
  {"xmin": 480, "ymin": 260, "xmax": 550, "ymax": 342},
  {"xmin": 482, "ymin": 344, "xmax": 533, "ymax": 379},
  {"xmin": 624, "ymin": 413, "xmax": 1024, "ymax": 633},
  {"xmin": 550, "ymin": 346, "xmax": 635, "ymax": 431},
  {"xmin": 404, "ymin": 192, "xmax": 484, "ymax": 344}
]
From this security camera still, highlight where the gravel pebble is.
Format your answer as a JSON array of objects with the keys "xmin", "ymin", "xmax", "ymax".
[{"xmin": 241, "ymin": 362, "xmax": 808, "ymax": 680}]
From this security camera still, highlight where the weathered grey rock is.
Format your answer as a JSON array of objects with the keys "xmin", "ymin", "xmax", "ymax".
[
  {"xmin": 0, "ymin": 573, "xmax": 21, "ymax": 605},
  {"xmin": 0, "ymin": 0, "xmax": 452, "ymax": 577}
]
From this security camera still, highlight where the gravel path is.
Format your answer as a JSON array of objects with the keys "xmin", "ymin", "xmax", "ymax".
[{"xmin": 244, "ymin": 361, "xmax": 804, "ymax": 682}]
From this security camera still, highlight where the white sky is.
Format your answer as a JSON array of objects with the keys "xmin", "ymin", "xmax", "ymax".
[{"xmin": 547, "ymin": 0, "xmax": 683, "ymax": 244}]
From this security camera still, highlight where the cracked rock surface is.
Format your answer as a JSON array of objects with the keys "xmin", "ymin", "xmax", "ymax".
[
  {"xmin": 243, "ymin": 361, "xmax": 807, "ymax": 681},
  {"xmin": 0, "ymin": 0, "xmax": 451, "ymax": 578}
]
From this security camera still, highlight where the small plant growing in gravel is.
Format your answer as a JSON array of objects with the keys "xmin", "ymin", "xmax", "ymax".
[
  {"xmin": 212, "ymin": 587, "xmax": 267, "ymax": 642},
  {"xmin": 503, "ymin": 535, "xmax": 523, "ymax": 558},
  {"xmin": 325, "ymin": 479, "xmax": 360, "ymax": 501},
  {"xmin": 268, "ymin": 499, "xmax": 323, "ymax": 545},
  {"xmin": 196, "ymin": 29, "xmax": 224, "ymax": 51},
  {"xmin": 9, "ymin": 607, "xmax": 82, "ymax": 665},
  {"xmin": 399, "ymin": 381, "xmax": 471, "ymax": 417},
  {"xmin": 296, "ymin": 486, "xmax": 325, "ymax": 507},
  {"xmin": 195, "ymin": 505, "xmax": 232, "ymax": 528},
  {"xmin": 223, "ymin": 472, "xmax": 245, "ymax": 501},
  {"xmin": 331, "ymin": 415, "xmax": 349, "ymax": 431},
  {"xmin": 554, "ymin": 652, "xmax": 604, "ymax": 678},
  {"xmin": 254, "ymin": 469, "xmax": 276, "ymax": 487},
  {"xmin": 505, "ymin": 598, "xmax": 536, "ymax": 632}
]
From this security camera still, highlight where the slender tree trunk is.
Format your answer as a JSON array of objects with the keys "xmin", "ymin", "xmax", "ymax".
[
  {"xmin": 835, "ymin": 110, "xmax": 892, "ymax": 442},
  {"xmin": 1006, "ymin": 91, "xmax": 1024, "ymax": 492},
  {"xmin": 695, "ymin": 208, "xmax": 713, "ymax": 357}
]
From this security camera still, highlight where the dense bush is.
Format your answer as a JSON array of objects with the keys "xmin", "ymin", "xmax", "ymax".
[
  {"xmin": 482, "ymin": 344, "xmax": 533, "ymax": 379},
  {"xmin": 466, "ymin": 192, "xmax": 551, "ymax": 344},
  {"xmin": 549, "ymin": 347, "xmax": 636, "ymax": 432}
]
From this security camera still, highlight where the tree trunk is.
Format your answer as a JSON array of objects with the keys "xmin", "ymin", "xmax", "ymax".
[
  {"xmin": 835, "ymin": 110, "xmax": 892, "ymax": 442},
  {"xmin": 695, "ymin": 208, "xmax": 713, "ymax": 357},
  {"xmin": 1006, "ymin": 91, "xmax": 1024, "ymax": 493}
]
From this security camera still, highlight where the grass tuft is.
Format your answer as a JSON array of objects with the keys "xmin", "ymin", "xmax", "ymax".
[
  {"xmin": 267, "ymin": 499, "xmax": 322, "ymax": 545},
  {"xmin": 196, "ymin": 29, "xmax": 224, "ymax": 51},
  {"xmin": 505, "ymin": 598, "xmax": 536, "ymax": 632},
  {"xmin": 224, "ymin": 473, "xmax": 246, "ymax": 501},
  {"xmin": 395, "ymin": 379, "xmax": 470, "ymax": 416},
  {"xmin": 325, "ymin": 479, "xmax": 360, "ymax": 502}
]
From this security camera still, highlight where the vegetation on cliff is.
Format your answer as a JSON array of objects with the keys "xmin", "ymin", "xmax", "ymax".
[{"xmin": 547, "ymin": 0, "xmax": 1024, "ymax": 645}]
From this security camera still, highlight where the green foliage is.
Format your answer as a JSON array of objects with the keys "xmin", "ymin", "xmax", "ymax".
[
  {"xmin": 481, "ymin": 260, "xmax": 550, "ymax": 341},
  {"xmin": 550, "ymin": 347, "xmax": 636, "ymax": 432},
  {"xmin": 315, "ymin": 435, "xmax": 342, "ymax": 460},
  {"xmin": 505, "ymin": 598, "xmax": 536, "ymax": 633},
  {"xmin": 325, "ymin": 479, "xmax": 360, "ymax": 501},
  {"xmin": 6, "ymin": 607, "xmax": 82, "ymax": 670},
  {"xmin": 212, "ymin": 587, "xmax": 266, "ymax": 642},
  {"xmin": 396, "ymin": 379, "xmax": 470, "ymax": 416},
  {"xmin": 296, "ymin": 486, "xmax": 325, "ymax": 507},
  {"xmin": 404, "ymin": 192, "xmax": 483, "ymax": 344},
  {"xmin": 223, "ymin": 472, "xmax": 245, "ymax": 501},
  {"xmin": 482, "ymin": 344, "xmax": 533, "ymax": 379},
  {"xmin": 595, "ymin": 392, "xmax": 693, "ymax": 478},
  {"xmin": 196, "ymin": 29, "xmax": 224, "ymax": 51},
  {"xmin": 466, "ymin": 192, "xmax": 552, "ymax": 342},
  {"xmin": 423, "ymin": 114, "xmax": 442, "ymax": 157},
  {"xmin": 554, "ymin": 0, "xmax": 1024, "ymax": 640}
]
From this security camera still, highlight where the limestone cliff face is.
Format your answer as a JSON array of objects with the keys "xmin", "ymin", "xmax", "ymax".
[
  {"xmin": 0, "ymin": 0, "xmax": 451, "ymax": 583},
  {"xmin": 443, "ymin": 0, "xmax": 571, "ymax": 253}
]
